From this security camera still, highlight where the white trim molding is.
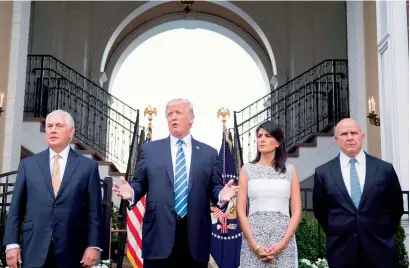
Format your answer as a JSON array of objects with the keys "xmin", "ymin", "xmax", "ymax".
[
  {"xmin": 95, "ymin": 1, "xmax": 280, "ymax": 88},
  {"xmin": 376, "ymin": 0, "xmax": 409, "ymax": 190},
  {"xmin": 105, "ymin": 14, "xmax": 274, "ymax": 95}
]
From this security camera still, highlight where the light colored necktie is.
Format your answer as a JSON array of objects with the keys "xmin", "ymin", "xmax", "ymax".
[
  {"xmin": 52, "ymin": 154, "xmax": 61, "ymax": 196},
  {"xmin": 174, "ymin": 139, "xmax": 188, "ymax": 218},
  {"xmin": 349, "ymin": 158, "xmax": 361, "ymax": 208}
]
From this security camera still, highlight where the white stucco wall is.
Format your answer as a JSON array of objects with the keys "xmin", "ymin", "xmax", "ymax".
[
  {"xmin": 288, "ymin": 136, "xmax": 341, "ymax": 182},
  {"xmin": 239, "ymin": 1, "xmax": 347, "ymax": 79}
]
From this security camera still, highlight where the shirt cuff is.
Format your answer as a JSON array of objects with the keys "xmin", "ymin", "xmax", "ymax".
[
  {"xmin": 6, "ymin": 244, "xmax": 20, "ymax": 252},
  {"xmin": 217, "ymin": 192, "xmax": 227, "ymax": 207},
  {"xmin": 128, "ymin": 188, "xmax": 135, "ymax": 207},
  {"xmin": 88, "ymin": 247, "xmax": 103, "ymax": 251}
]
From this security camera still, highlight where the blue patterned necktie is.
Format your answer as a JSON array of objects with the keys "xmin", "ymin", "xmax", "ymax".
[
  {"xmin": 349, "ymin": 158, "xmax": 361, "ymax": 208},
  {"xmin": 174, "ymin": 139, "xmax": 188, "ymax": 218}
]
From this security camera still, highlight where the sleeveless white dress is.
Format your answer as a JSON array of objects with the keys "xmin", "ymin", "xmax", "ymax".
[{"xmin": 240, "ymin": 163, "xmax": 298, "ymax": 268}]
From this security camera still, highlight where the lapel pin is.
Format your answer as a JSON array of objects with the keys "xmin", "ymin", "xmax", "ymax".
[{"xmin": 196, "ymin": 146, "xmax": 200, "ymax": 150}]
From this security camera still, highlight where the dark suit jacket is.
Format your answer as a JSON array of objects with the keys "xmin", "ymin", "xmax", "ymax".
[
  {"xmin": 129, "ymin": 136, "xmax": 224, "ymax": 262},
  {"xmin": 313, "ymin": 153, "xmax": 403, "ymax": 268},
  {"xmin": 3, "ymin": 148, "xmax": 102, "ymax": 268}
]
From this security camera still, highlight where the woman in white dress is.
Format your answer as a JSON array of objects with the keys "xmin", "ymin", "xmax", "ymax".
[{"xmin": 237, "ymin": 121, "xmax": 302, "ymax": 267}]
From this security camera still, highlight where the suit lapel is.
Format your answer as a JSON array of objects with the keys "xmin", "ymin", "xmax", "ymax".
[
  {"xmin": 37, "ymin": 149, "xmax": 54, "ymax": 198},
  {"xmin": 329, "ymin": 157, "xmax": 357, "ymax": 211},
  {"xmin": 163, "ymin": 137, "xmax": 174, "ymax": 187},
  {"xmin": 358, "ymin": 153, "xmax": 377, "ymax": 210},
  {"xmin": 188, "ymin": 139, "xmax": 200, "ymax": 194},
  {"xmin": 57, "ymin": 149, "xmax": 80, "ymax": 197}
]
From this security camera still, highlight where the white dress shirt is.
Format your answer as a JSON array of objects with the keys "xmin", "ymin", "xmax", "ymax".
[
  {"xmin": 131, "ymin": 133, "xmax": 225, "ymax": 206},
  {"xmin": 49, "ymin": 145, "xmax": 71, "ymax": 180},
  {"xmin": 170, "ymin": 134, "xmax": 192, "ymax": 181},
  {"xmin": 339, "ymin": 149, "xmax": 366, "ymax": 196},
  {"xmin": 170, "ymin": 134, "xmax": 224, "ymax": 206},
  {"xmin": 7, "ymin": 145, "xmax": 101, "ymax": 252}
]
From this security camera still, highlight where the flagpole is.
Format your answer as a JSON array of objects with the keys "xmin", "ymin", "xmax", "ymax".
[
  {"xmin": 211, "ymin": 108, "xmax": 242, "ymax": 268},
  {"xmin": 217, "ymin": 107, "xmax": 230, "ymax": 185},
  {"xmin": 126, "ymin": 105, "xmax": 157, "ymax": 268},
  {"xmin": 209, "ymin": 107, "xmax": 231, "ymax": 268}
]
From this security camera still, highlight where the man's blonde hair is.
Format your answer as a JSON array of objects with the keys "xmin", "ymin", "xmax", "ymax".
[{"xmin": 165, "ymin": 98, "xmax": 194, "ymax": 116}]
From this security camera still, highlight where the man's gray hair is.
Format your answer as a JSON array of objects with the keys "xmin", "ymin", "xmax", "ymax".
[
  {"xmin": 46, "ymin": 109, "xmax": 75, "ymax": 129},
  {"xmin": 166, "ymin": 98, "xmax": 194, "ymax": 115}
]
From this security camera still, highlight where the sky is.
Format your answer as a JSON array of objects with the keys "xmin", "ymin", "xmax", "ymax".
[{"xmin": 110, "ymin": 27, "xmax": 268, "ymax": 150}]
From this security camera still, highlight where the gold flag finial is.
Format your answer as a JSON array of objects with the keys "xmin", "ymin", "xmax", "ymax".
[
  {"xmin": 217, "ymin": 107, "xmax": 230, "ymax": 129},
  {"xmin": 144, "ymin": 106, "xmax": 156, "ymax": 141},
  {"xmin": 144, "ymin": 106, "xmax": 157, "ymax": 123}
]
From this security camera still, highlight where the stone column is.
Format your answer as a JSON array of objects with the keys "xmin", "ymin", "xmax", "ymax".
[
  {"xmin": 0, "ymin": 1, "xmax": 13, "ymax": 173},
  {"xmin": 346, "ymin": 1, "xmax": 368, "ymax": 151},
  {"xmin": 1, "ymin": 1, "xmax": 31, "ymax": 173}
]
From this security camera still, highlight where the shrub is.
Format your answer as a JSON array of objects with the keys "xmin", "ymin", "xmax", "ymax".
[
  {"xmin": 295, "ymin": 212, "xmax": 326, "ymax": 262},
  {"xmin": 296, "ymin": 212, "xmax": 409, "ymax": 268},
  {"xmin": 396, "ymin": 223, "xmax": 409, "ymax": 268}
]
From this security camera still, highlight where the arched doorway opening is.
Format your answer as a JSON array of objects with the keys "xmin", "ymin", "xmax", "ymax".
[
  {"xmin": 92, "ymin": 1, "xmax": 285, "ymax": 90},
  {"xmin": 110, "ymin": 22, "xmax": 269, "ymax": 149}
]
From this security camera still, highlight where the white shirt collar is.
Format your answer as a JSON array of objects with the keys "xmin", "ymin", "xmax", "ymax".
[
  {"xmin": 49, "ymin": 145, "xmax": 71, "ymax": 161},
  {"xmin": 170, "ymin": 133, "xmax": 192, "ymax": 147},
  {"xmin": 340, "ymin": 149, "xmax": 365, "ymax": 167}
]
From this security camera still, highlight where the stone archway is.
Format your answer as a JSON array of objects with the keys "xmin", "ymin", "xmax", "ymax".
[
  {"xmin": 91, "ymin": 1, "xmax": 285, "ymax": 90},
  {"xmin": 106, "ymin": 18, "xmax": 272, "ymax": 93}
]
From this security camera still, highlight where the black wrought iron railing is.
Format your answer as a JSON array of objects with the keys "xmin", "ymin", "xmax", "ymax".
[
  {"xmin": 24, "ymin": 55, "xmax": 141, "ymax": 171},
  {"xmin": 234, "ymin": 60, "xmax": 349, "ymax": 163},
  {"xmin": 0, "ymin": 171, "xmax": 114, "ymax": 263}
]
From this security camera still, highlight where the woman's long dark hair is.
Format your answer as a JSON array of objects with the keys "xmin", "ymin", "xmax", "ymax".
[{"xmin": 250, "ymin": 120, "xmax": 287, "ymax": 173}]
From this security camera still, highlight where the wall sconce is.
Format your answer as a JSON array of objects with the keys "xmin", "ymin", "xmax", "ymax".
[
  {"xmin": 0, "ymin": 92, "xmax": 4, "ymax": 117},
  {"xmin": 367, "ymin": 96, "xmax": 380, "ymax": 126}
]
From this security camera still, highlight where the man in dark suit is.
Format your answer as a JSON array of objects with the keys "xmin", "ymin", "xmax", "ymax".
[
  {"xmin": 113, "ymin": 98, "xmax": 238, "ymax": 268},
  {"xmin": 4, "ymin": 110, "xmax": 102, "ymax": 268},
  {"xmin": 313, "ymin": 118, "xmax": 404, "ymax": 268}
]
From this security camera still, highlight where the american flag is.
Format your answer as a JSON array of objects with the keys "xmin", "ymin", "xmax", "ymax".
[{"xmin": 126, "ymin": 125, "xmax": 152, "ymax": 268}]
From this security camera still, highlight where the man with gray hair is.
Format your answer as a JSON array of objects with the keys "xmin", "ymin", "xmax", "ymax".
[
  {"xmin": 4, "ymin": 109, "xmax": 103, "ymax": 268},
  {"xmin": 114, "ymin": 98, "xmax": 239, "ymax": 268}
]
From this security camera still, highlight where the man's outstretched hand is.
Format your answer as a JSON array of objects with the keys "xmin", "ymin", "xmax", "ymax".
[
  {"xmin": 113, "ymin": 177, "xmax": 133, "ymax": 201},
  {"xmin": 220, "ymin": 179, "xmax": 240, "ymax": 202}
]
